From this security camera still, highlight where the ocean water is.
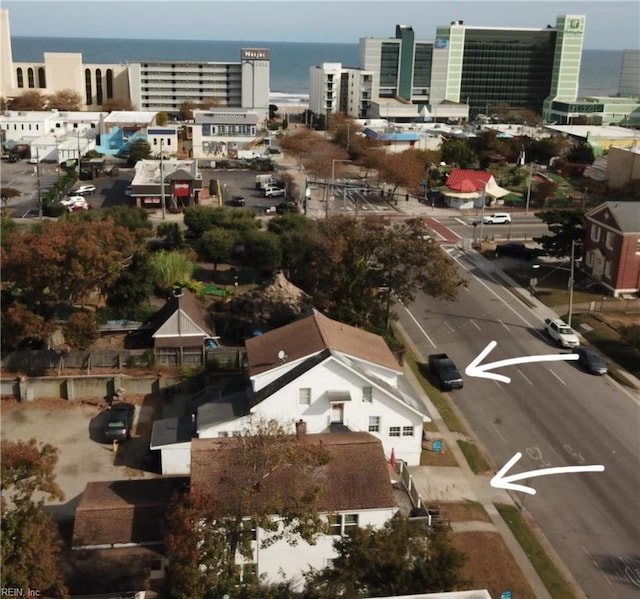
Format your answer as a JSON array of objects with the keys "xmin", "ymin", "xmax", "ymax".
[{"xmin": 9, "ymin": 37, "xmax": 623, "ymax": 100}]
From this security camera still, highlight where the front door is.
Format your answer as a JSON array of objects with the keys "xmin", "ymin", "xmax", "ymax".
[{"xmin": 330, "ymin": 403, "xmax": 344, "ymax": 424}]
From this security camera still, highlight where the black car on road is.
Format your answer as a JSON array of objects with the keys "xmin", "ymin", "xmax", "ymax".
[
  {"xmin": 231, "ymin": 195, "xmax": 246, "ymax": 206},
  {"xmin": 572, "ymin": 347, "xmax": 608, "ymax": 375},
  {"xmin": 103, "ymin": 403, "xmax": 135, "ymax": 442}
]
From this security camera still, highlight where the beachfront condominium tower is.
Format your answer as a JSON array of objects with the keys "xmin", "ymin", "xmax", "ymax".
[
  {"xmin": 359, "ymin": 15, "xmax": 585, "ymax": 119},
  {"xmin": 127, "ymin": 49, "xmax": 270, "ymax": 115}
]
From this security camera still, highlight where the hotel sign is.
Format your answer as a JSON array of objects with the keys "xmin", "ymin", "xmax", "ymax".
[{"xmin": 242, "ymin": 49, "xmax": 270, "ymax": 61}]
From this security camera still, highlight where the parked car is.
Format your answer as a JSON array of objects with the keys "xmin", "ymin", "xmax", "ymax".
[
  {"xmin": 61, "ymin": 195, "xmax": 87, "ymax": 207},
  {"xmin": 276, "ymin": 201, "xmax": 298, "ymax": 214},
  {"xmin": 544, "ymin": 317, "xmax": 580, "ymax": 348},
  {"xmin": 231, "ymin": 195, "xmax": 246, "ymax": 206},
  {"xmin": 264, "ymin": 186, "xmax": 285, "ymax": 198},
  {"xmin": 572, "ymin": 347, "xmax": 608, "ymax": 375},
  {"xmin": 68, "ymin": 201, "xmax": 90, "ymax": 212},
  {"xmin": 70, "ymin": 184, "xmax": 96, "ymax": 195},
  {"xmin": 103, "ymin": 403, "xmax": 135, "ymax": 442},
  {"xmin": 428, "ymin": 353, "xmax": 464, "ymax": 390},
  {"xmin": 482, "ymin": 213, "xmax": 511, "ymax": 224},
  {"xmin": 495, "ymin": 242, "xmax": 542, "ymax": 260}
]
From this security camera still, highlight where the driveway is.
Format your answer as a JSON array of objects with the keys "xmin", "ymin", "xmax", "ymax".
[{"xmin": 0, "ymin": 396, "xmax": 160, "ymax": 520}]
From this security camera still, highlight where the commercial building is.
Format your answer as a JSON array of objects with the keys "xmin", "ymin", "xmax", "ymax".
[
  {"xmin": 316, "ymin": 15, "xmax": 621, "ymax": 125},
  {"xmin": 619, "ymin": 50, "xmax": 640, "ymax": 97},
  {"xmin": 127, "ymin": 49, "xmax": 270, "ymax": 115}
]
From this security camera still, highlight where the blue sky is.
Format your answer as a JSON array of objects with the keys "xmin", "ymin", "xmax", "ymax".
[{"xmin": 4, "ymin": 1, "xmax": 639, "ymax": 49}]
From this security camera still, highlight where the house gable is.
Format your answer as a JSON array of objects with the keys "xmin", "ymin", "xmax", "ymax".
[{"xmin": 152, "ymin": 309, "xmax": 209, "ymax": 338}]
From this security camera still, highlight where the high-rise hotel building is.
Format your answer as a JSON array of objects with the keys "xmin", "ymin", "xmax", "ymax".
[{"xmin": 316, "ymin": 15, "xmax": 588, "ymax": 122}]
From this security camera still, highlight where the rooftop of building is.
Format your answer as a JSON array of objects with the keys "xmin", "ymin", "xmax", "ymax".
[{"xmin": 544, "ymin": 124, "xmax": 640, "ymax": 139}]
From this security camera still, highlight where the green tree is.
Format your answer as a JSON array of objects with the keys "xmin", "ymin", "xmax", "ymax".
[
  {"xmin": 198, "ymin": 228, "xmax": 238, "ymax": 270},
  {"xmin": 566, "ymin": 141, "xmax": 595, "ymax": 165},
  {"xmin": 533, "ymin": 208, "xmax": 586, "ymax": 259},
  {"xmin": 440, "ymin": 138, "xmax": 478, "ymax": 168},
  {"xmin": 1, "ymin": 439, "xmax": 68, "ymax": 598},
  {"xmin": 157, "ymin": 222, "xmax": 185, "ymax": 250},
  {"xmin": 293, "ymin": 216, "xmax": 465, "ymax": 331},
  {"xmin": 149, "ymin": 250, "xmax": 195, "ymax": 292},
  {"xmin": 184, "ymin": 206, "xmax": 260, "ymax": 239},
  {"xmin": 105, "ymin": 252, "xmax": 156, "ymax": 319},
  {"xmin": 129, "ymin": 139, "xmax": 152, "ymax": 162},
  {"xmin": 71, "ymin": 205, "xmax": 153, "ymax": 236},
  {"xmin": 178, "ymin": 101, "xmax": 198, "ymax": 121},
  {"xmin": 156, "ymin": 111, "xmax": 170, "ymax": 126},
  {"xmin": 243, "ymin": 230, "xmax": 282, "ymax": 271},
  {"xmin": 304, "ymin": 512, "xmax": 467, "ymax": 598},
  {"xmin": 164, "ymin": 419, "xmax": 330, "ymax": 598},
  {"xmin": 1, "ymin": 215, "xmax": 18, "ymax": 245}
]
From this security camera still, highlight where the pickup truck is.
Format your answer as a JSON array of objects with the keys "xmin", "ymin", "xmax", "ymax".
[{"xmin": 428, "ymin": 353, "xmax": 464, "ymax": 390}]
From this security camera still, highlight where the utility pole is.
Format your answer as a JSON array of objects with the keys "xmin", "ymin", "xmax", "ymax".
[
  {"xmin": 36, "ymin": 148, "xmax": 42, "ymax": 219},
  {"xmin": 478, "ymin": 181, "xmax": 487, "ymax": 243},
  {"xmin": 525, "ymin": 160, "xmax": 534, "ymax": 215},
  {"xmin": 568, "ymin": 240, "xmax": 575, "ymax": 327},
  {"xmin": 160, "ymin": 138, "xmax": 166, "ymax": 220}
]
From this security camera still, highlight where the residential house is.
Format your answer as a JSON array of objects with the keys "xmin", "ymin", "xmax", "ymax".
[
  {"xmin": 68, "ymin": 477, "xmax": 187, "ymax": 596},
  {"xmin": 582, "ymin": 201, "xmax": 640, "ymax": 297},
  {"xmin": 190, "ymin": 432, "xmax": 402, "ymax": 590},
  {"xmin": 442, "ymin": 169, "xmax": 510, "ymax": 210},
  {"xmin": 151, "ymin": 310, "xmax": 430, "ymax": 475},
  {"xmin": 146, "ymin": 289, "xmax": 216, "ymax": 365}
]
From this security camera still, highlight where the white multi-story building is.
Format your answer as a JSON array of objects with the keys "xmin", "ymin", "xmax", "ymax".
[
  {"xmin": 127, "ymin": 49, "xmax": 270, "ymax": 115},
  {"xmin": 190, "ymin": 108, "xmax": 263, "ymax": 159},
  {"xmin": 309, "ymin": 62, "xmax": 373, "ymax": 119}
]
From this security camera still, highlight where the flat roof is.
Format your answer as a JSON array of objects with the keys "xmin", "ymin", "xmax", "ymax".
[{"xmin": 544, "ymin": 125, "xmax": 640, "ymax": 139}]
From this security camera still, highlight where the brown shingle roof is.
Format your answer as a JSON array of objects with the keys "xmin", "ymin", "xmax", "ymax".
[
  {"xmin": 190, "ymin": 433, "xmax": 396, "ymax": 514},
  {"xmin": 245, "ymin": 310, "xmax": 401, "ymax": 376},
  {"xmin": 72, "ymin": 478, "xmax": 188, "ymax": 547},
  {"xmin": 147, "ymin": 289, "xmax": 212, "ymax": 337}
]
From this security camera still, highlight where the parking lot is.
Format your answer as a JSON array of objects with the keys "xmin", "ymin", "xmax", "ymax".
[{"xmin": 0, "ymin": 396, "xmax": 160, "ymax": 520}]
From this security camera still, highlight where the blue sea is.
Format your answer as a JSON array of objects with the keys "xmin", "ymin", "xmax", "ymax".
[{"xmin": 9, "ymin": 37, "xmax": 624, "ymax": 100}]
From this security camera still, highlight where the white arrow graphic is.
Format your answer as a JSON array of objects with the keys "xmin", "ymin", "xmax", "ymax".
[
  {"xmin": 491, "ymin": 452, "xmax": 605, "ymax": 495},
  {"xmin": 466, "ymin": 340, "xmax": 579, "ymax": 383}
]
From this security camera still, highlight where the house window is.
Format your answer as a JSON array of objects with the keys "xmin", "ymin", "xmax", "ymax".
[
  {"xmin": 362, "ymin": 386, "xmax": 373, "ymax": 402},
  {"xmin": 27, "ymin": 67, "xmax": 35, "ymax": 88},
  {"xmin": 16, "ymin": 67, "xmax": 23, "ymax": 88},
  {"xmin": 402, "ymin": 426, "xmax": 414, "ymax": 437},
  {"xmin": 590, "ymin": 225, "xmax": 600, "ymax": 243},
  {"xmin": 368, "ymin": 416, "xmax": 380, "ymax": 433},
  {"xmin": 217, "ymin": 431, "xmax": 229, "ymax": 437},
  {"xmin": 232, "ymin": 430, "xmax": 242, "ymax": 437},
  {"xmin": 239, "ymin": 563, "xmax": 257, "ymax": 583},
  {"xmin": 605, "ymin": 231, "xmax": 614, "ymax": 250},
  {"xmin": 389, "ymin": 426, "xmax": 401, "ymax": 437},
  {"xmin": 37, "ymin": 67, "xmax": 46, "ymax": 88},
  {"xmin": 153, "ymin": 138, "xmax": 158, "ymax": 145},
  {"xmin": 636, "ymin": 240, "xmax": 640, "ymax": 255},
  {"xmin": 328, "ymin": 514, "xmax": 359, "ymax": 535},
  {"xmin": 242, "ymin": 519, "xmax": 257, "ymax": 541},
  {"xmin": 604, "ymin": 260, "xmax": 611, "ymax": 278},
  {"xmin": 298, "ymin": 388, "xmax": 311, "ymax": 405}
]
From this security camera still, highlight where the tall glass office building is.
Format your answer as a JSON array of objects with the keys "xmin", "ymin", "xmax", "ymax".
[{"xmin": 361, "ymin": 14, "xmax": 586, "ymax": 118}]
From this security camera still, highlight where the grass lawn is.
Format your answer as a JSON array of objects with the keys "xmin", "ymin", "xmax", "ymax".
[
  {"xmin": 451, "ymin": 531, "xmax": 536, "ymax": 599},
  {"xmin": 441, "ymin": 500, "xmax": 491, "ymax": 523},
  {"xmin": 457, "ymin": 440, "xmax": 491, "ymax": 474},
  {"xmin": 572, "ymin": 313, "xmax": 640, "ymax": 382},
  {"xmin": 496, "ymin": 504, "xmax": 577, "ymax": 599}
]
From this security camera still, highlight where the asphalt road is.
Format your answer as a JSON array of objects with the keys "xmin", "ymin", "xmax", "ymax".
[{"xmin": 399, "ymin": 248, "xmax": 640, "ymax": 599}]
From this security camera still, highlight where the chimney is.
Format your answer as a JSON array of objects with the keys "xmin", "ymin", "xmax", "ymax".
[{"xmin": 295, "ymin": 419, "xmax": 307, "ymax": 437}]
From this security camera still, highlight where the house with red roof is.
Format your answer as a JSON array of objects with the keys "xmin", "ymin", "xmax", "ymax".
[{"xmin": 442, "ymin": 169, "xmax": 510, "ymax": 210}]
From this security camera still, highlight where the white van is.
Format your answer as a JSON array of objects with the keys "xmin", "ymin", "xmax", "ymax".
[{"xmin": 256, "ymin": 174, "xmax": 274, "ymax": 189}]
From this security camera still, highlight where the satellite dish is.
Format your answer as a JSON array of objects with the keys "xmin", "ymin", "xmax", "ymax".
[{"xmin": 277, "ymin": 350, "xmax": 287, "ymax": 362}]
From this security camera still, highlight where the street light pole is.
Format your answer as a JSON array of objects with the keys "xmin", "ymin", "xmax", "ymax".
[
  {"xmin": 36, "ymin": 148, "xmax": 42, "ymax": 219},
  {"xmin": 478, "ymin": 182, "xmax": 487, "ymax": 243},
  {"xmin": 330, "ymin": 159, "xmax": 352, "ymax": 217}
]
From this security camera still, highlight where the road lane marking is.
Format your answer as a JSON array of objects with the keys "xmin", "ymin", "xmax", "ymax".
[
  {"xmin": 454, "ymin": 217, "xmax": 471, "ymax": 227},
  {"xmin": 491, "ymin": 421, "xmax": 507, "ymax": 442},
  {"xmin": 517, "ymin": 369, "xmax": 533, "ymax": 385},
  {"xmin": 548, "ymin": 368, "xmax": 566, "ymax": 386},
  {"xmin": 498, "ymin": 319, "xmax": 510, "ymax": 331},
  {"xmin": 470, "ymin": 320, "xmax": 481, "ymax": 330},
  {"xmin": 444, "ymin": 321, "xmax": 455, "ymax": 333},
  {"xmin": 400, "ymin": 301, "xmax": 437, "ymax": 348}
]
